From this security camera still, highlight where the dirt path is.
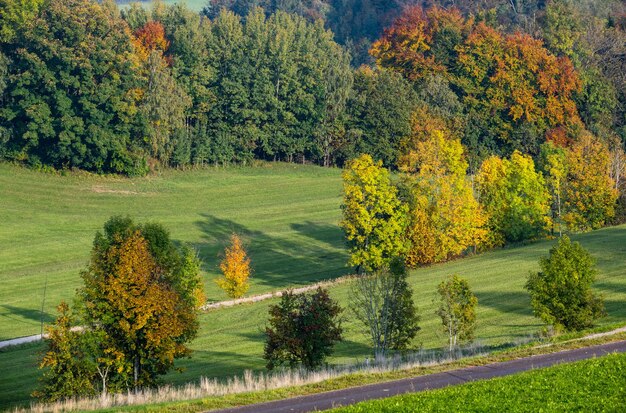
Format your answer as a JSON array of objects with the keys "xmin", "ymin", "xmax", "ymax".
[
  {"xmin": 0, "ymin": 278, "xmax": 353, "ymax": 349},
  {"xmin": 210, "ymin": 340, "xmax": 626, "ymax": 413}
]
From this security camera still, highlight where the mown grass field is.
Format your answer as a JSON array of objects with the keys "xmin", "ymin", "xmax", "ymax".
[
  {"xmin": 2, "ymin": 217, "xmax": 626, "ymax": 407},
  {"xmin": 1, "ymin": 163, "xmax": 625, "ymax": 410},
  {"xmin": 0, "ymin": 162, "xmax": 347, "ymax": 340},
  {"xmin": 330, "ymin": 352, "xmax": 626, "ymax": 412}
]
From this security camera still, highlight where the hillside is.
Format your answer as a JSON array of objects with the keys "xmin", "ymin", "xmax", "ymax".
[
  {"xmin": 0, "ymin": 204, "xmax": 626, "ymax": 407},
  {"xmin": 0, "ymin": 163, "xmax": 347, "ymax": 340}
]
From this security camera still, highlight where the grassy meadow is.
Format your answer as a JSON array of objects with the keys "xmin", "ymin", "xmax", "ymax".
[
  {"xmin": 330, "ymin": 352, "xmax": 626, "ymax": 412},
  {"xmin": 1, "ymin": 163, "xmax": 625, "ymax": 409},
  {"xmin": 0, "ymin": 162, "xmax": 347, "ymax": 340}
]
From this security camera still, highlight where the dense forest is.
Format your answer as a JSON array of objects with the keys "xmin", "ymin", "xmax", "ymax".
[{"xmin": 0, "ymin": 0, "xmax": 624, "ymax": 176}]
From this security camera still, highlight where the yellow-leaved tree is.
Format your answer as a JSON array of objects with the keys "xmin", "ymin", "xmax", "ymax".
[
  {"xmin": 340, "ymin": 154, "xmax": 408, "ymax": 274},
  {"xmin": 563, "ymin": 132, "xmax": 618, "ymax": 231},
  {"xmin": 400, "ymin": 110, "xmax": 488, "ymax": 266},
  {"xmin": 217, "ymin": 234, "xmax": 252, "ymax": 299},
  {"xmin": 476, "ymin": 151, "xmax": 551, "ymax": 245}
]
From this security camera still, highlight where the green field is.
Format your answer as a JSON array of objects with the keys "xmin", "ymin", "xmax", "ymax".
[
  {"xmin": 330, "ymin": 352, "xmax": 626, "ymax": 412},
  {"xmin": 1, "ymin": 164, "xmax": 626, "ymax": 410},
  {"xmin": 0, "ymin": 163, "xmax": 347, "ymax": 340}
]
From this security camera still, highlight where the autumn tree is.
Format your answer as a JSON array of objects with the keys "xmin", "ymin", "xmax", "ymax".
[
  {"xmin": 436, "ymin": 275, "xmax": 478, "ymax": 352},
  {"xmin": 351, "ymin": 258, "xmax": 420, "ymax": 356},
  {"xmin": 400, "ymin": 109, "xmax": 487, "ymax": 266},
  {"xmin": 33, "ymin": 302, "xmax": 95, "ymax": 402},
  {"xmin": 476, "ymin": 151, "xmax": 551, "ymax": 245},
  {"xmin": 371, "ymin": 5, "xmax": 582, "ymax": 160},
  {"xmin": 79, "ymin": 216, "xmax": 204, "ymax": 391},
  {"xmin": 563, "ymin": 132, "xmax": 618, "ymax": 231},
  {"xmin": 526, "ymin": 235, "xmax": 605, "ymax": 332},
  {"xmin": 216, "ymin": 233, "xmax": 251, "ymax": 299},
  {"xmin": 340, "ymin": 154, "xmax": 408, "ymax": 273},
  {"xmin": 264, "ymin": 288, "xmax": 342, "ymax": 370}
]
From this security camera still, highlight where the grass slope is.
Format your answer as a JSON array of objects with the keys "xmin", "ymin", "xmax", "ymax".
[
  {"xmin": 0, "ymin": 163, "xmax": 347, "ymax": 340},
  {"xmin": 1, "ymin": 220, "xmax": 625, "ymax": 408},
  {"xmin": 330, "ymin": 352, "xmax": 626, "ymax": 412}
]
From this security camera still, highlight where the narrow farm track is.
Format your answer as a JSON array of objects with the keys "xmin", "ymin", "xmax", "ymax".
[{"xmin": 210, "ymin": 340, "xmax": 626, "ymax": 413}]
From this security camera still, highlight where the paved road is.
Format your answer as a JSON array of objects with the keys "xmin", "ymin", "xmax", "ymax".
[{"xmin": 211, "ymin": 340, "xmax": 626, "ymax": 413}]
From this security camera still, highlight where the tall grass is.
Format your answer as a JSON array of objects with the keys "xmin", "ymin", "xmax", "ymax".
[{"xmin": 17, "ymin": 342, "xmax": 509, "ymax": 413}]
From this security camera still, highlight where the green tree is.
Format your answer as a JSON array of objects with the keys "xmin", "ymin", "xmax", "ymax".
[
  {"xmin": 436, "ymin": 275, "xmax": 478, "ymax": 352},
  {"xmin": 340, "ymin": 154, "xmax": 408, "ymax": 273},
  {"xmin": 476, "ymin": 151, "xmax": 551, "ymax": 245},
  {"xmin": 525, "ymin": 235, "xmax": 605, "ymax": 332},
  {"xmin": 346, "ymin": 67, "xmax": 419, "ymax": 168},
  {"xmin": 0, "ymin": 0, "xmax": 146, "ymax": 175},
  {"xmin": 79, "ymin": 216, "xmax": 204, "ymax": 391},
  {"xmin": 264, "ymin": 288, "xmax": 343, "ymax": 370},
  {"xmin": 351, "ymin": 258, "xmax": 420, "ymax": 355},
  {"xmin": 538, "ymin": 142, "xmax": 568, "ymax": 236}
]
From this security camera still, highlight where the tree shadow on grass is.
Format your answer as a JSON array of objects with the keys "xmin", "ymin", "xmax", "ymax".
[
  {"xmin": 0, "ymin": 305, "xmax": 53, "ymax": 329},
  {"xmin": 195, "ymin": 214, "xmax": 349, "ymax": 294},
  {"xmin": 290, "ymin": 221, "xmax": 345, "ymax": 251},
  {"xmin": 474, "ymin": 290, "xmax": 533, "ymax": 317}
]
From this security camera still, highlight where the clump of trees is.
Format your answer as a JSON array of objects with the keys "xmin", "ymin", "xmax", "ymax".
[
  {"xmin": 526, "ymin": 235, "xmax": 605, "ymax": 332},
  {"xmin": 216, "ymin": 233, "xmax": 252, "ymax": 298},
  {"xmin": 263, "ymin": 288, "xmax": 343, "ymax": 370},
  {"xmin": 34, "ymin": 216, "xmax": 205, "ymax": 400}
]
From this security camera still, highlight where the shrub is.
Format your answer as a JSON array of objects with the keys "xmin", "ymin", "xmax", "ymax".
[
  {"xmin": 264, "ymin": 288, "xmax": 343, "ymax": 370},
  {"xmin": 525, "ymin": 235, "xmax": 605, "ymax": 332}
]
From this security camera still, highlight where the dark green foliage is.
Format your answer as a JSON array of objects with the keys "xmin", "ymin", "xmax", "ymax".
[
  {"xmin": 525, "ymin": 235, "xmax": 605, "ymax": 332},
  {"xmin": 436, "ymin": 275, "xmax": 477, "ymax": 351},
  {"xmin": 264, "ymin": 288, "xmax": 343, "ymax": 370},
  {"xmin": 351, "ymin": 258, "xmax": 420, "ymax": 355},
  {"xmin": 0, "ymin": 0, "xmax": 146, "ymax": 175},
  {"xmin": 347, "ymin": 68, "xmax": 419, "ymax": 168}
]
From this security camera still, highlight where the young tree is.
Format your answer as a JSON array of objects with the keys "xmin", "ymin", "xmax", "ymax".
[
  {"xmin": 33, "ymin": 302, "xmax": 95, "ymax": 402},
  {"xmin": 79, "ymin": 216, "xmax": 204, "ymax": 391},
  {"xmin": 436, "ymin": 275, "xmax": 478, "ymax": 352},
  {"xmin": 525, "ymin": 235, "xmax": 605, "ymax": 332},
  {"xmin": 264, "ymin": 288, "xmax": 343, "ymax": 370},
  {"xmin": 216, "ymin": 233, "xmax": 251, "ymax": 299},
  {"xmin": 563, "ymin": 132, "xmax": 618, "ymax": 231},
  {"xmin": 539, "ymin": 142, "xmax": 568, "ymax": 236},
  {"xmin": 340, "ymin": 154, "xmax": 408, "ymax": 273},
  {"xmin": 476, "ymin": 151, "xmax": 551, "ymax": 246},
  {"xmin": 351, "ymin": 258, "xmax": 420, "ymax": 356}
]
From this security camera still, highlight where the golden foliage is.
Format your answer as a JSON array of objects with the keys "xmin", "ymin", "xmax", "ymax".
[
  {"xmin": 402, "ymin": 113, "xmax": 487, "ymax": 266},
  {"xmin": 563, "ymin": 132, "xmax": 618, "ymax": 231},
  {"xmin": 216, "ymin": 234, "xmax": 252, "ymax": 299}
]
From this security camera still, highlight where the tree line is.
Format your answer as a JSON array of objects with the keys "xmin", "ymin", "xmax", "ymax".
[{"xmin": 1, "ymin": 1, "xmax": 624, "ymax": 184}]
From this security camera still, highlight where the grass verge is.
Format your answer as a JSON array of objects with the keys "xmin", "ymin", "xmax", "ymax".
[
  {"xmin": 17, "ymin": 328, "xmax": 626, "ymax": 412},
  {"xmin": 330, "ymin": 347, "xmax": 626, "ymax": 412}
]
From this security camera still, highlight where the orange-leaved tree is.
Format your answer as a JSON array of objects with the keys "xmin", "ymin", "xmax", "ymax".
[{"xmin": 217, "ymin": 233, "xmax": 252, "ymax": 299}]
